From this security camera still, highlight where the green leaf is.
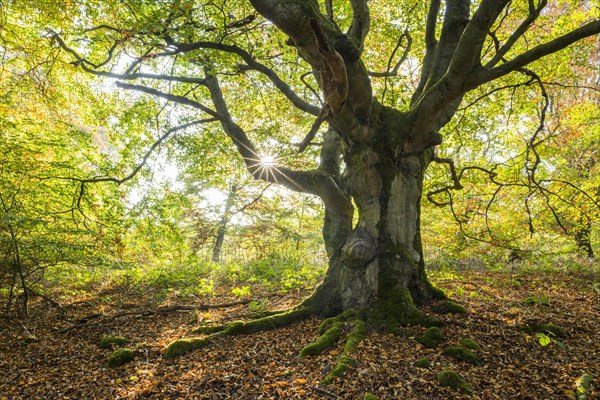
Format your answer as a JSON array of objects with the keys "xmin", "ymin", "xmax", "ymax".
[{"xmin": 536, "ymin": 333, "xmax": 551, "ymax": 347}]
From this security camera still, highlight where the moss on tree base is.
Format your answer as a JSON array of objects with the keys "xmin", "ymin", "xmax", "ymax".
[{"xmin": 371, "ymin": 288, "xmax": 442, "ymax": 335}]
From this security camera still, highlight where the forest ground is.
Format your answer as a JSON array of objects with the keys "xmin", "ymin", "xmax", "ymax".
[{"xmin": 1, "ymin": 264, "xmax": 599, "ymax": 399}]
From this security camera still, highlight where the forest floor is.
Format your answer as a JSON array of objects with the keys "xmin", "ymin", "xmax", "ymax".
[{"xmin": 1, "ymin": 266, "xmax": 599, "ymax": 400}]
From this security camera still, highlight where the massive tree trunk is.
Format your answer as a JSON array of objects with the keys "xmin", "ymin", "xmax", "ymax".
[{"xmin": 303, "ymin": 104, "xmax": 445, "ymax": 324}]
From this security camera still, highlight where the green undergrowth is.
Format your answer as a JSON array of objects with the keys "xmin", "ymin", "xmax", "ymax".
[{"xmin": 44, "ymin": 255, "xmax": 326, "ymax": 301}]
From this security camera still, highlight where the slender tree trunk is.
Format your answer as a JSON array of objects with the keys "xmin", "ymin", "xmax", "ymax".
[
  {"xmin": 212, "ymin": 184, "xmax": 237, "ymax": 262},
  {"xmin": 573, "ymin": 217, "xmax": 594, "ymax": 258}
]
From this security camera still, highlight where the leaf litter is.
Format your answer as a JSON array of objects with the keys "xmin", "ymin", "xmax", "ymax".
[{"xmin": 0, "ymin": 269, "xmax": 598, "ymax": 399}]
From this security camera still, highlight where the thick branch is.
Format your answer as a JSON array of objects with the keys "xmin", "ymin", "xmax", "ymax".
[
  {"xmin": 115, "ymin": 82, "xmax": 223, "ymax": 119},
  {"xmin": 412, "ymin": 1, "xmax": 440, "ymax": 103},
  {"xmin": 204, "ymin": 72, "xmax": 352, "ymax": 216},
  {"xmin": 347, "ymin": 0, "xmax": 370, "ymax": 52},
  {"xmin": 485, "ymin": 0, "xmax": 548, "ymax": 68},
  {"xmin": 174, "ymin": 41, "xmax": 321, "ymax": 116},
  {"xmin": 475, "ymin": 19, "xmax": 600, "ymax": 86},
  {"xmin": 446, "ymin": 0, "xmax": 511, "ymax": 80}
]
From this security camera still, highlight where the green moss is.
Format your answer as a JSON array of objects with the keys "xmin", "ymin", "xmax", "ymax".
[
  {"xmin": 167, "ymin": 308, "xmax": 312, "ymax": 359},
  {"xmin": 299, "ymin": 321, "xmax": 344, "ymax": 357},
  {"xmin": 194, "ymin": 307, "xmax": 311, "ymax": 336},
  {"xmin": 414, "ymin": 358, "xmax": 430, "ymax": 369},
  {"xmin": 164, "ymin": 337, "xmax": 210, "ymax": 359},
  {"xmin": 317, "ymin": 309, "xmax": 356, "ymax": 335},
  {"xmin": 322, "ymin": 319, "xmax": 367, "ymax": 385},
  {"xmin": 437, "ymin": 370, "xmax": 472, "ymax": 394},
  {"xmin": 371, "ymin": 288, "xmax": 441, "ymax": 334},
  {"xmin": 432, "ymin": 301, "xmax": 467, "ymax": 315},
  {"xmin": 363, "ymin": 393, "xmax": 378, "ymax": 400},
  {"xmin": 107, "ymin": 348, "xmax": 133, "ymax": 368},
  {"xmin": 459, "ymin": 338, "xmax": 481, "ymax": 351},
  {"xmin": 99, "ymin": 335, "xmax": 129, "ymax": 349},
  {"xmin": 540, "ymin": 323, "xmax": 566, "ymax": 338},
  {"xmin": 416, "ymin": 327, "xmax": 444, "ymax": 348},
  {"xmin": 443, "ymin": 346, "xmax": 482, "ymax": 365}
]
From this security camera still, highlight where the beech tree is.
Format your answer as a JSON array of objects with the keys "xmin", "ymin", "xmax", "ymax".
[{"xmin": 45, "ymin": 0, "xmax": 599, "ymax": 364}]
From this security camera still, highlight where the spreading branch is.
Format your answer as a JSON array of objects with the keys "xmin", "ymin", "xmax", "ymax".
[{"xmin": 204, "ymin": 70, "xmax": 352, "ymax": 217}]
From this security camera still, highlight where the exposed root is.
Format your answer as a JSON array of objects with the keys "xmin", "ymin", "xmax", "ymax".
[
  {"xmin": 322, "ymin": 319, "xmax": 367, "ymax": 385},
  {"xmin": 58, "ymin": 300, "xmax": 253, "ymax": 333},
  {"xmin": 297, "ymin": 310, "xmax": 367, "ymax": 385},
  {"xmin": 299, "ymin": 310, "xmax": 356, "ymax": 357},
  {"xmin": 165, "ymin": 307, "xmax": 311, "ymax": 359},
  {"xmin": 164, "ymin": 289, "xmax": 459, "ymax": 387}
]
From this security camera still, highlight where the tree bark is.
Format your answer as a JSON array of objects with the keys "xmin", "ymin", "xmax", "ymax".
[
  {"xmin": 212, "ymin": 183, "xmax": 237, "ymax": 262},
  {"xmin": 303, "ymin": 104, "xmax": 444, "ymax": 323},
  {"xmin": 573, "ymin": 217, "xmax": 594, "ymax": 258}
]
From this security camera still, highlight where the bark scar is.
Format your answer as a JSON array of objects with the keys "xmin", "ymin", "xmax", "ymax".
[
  {"xmin": 310, "ymin": 19, "xmax": 348, "ymax": 114},
  {"xmin": 341, "ymin": 227, "xmax": 376, "ymax": 269}
]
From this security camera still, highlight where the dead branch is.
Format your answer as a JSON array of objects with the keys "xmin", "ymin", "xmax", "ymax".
[{"xmin": 57, "ymin": 299, "xmax": 254, "ymax": 333}]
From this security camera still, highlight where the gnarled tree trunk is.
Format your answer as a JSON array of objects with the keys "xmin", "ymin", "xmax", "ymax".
[{"xmin": 304, "ymin": 106, "xmax": 444, "ymax": 324}]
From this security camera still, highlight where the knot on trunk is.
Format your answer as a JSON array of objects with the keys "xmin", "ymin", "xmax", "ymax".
[{"xmin": 341, "ymin": 228, "xmax": 376, "ymax": 269}]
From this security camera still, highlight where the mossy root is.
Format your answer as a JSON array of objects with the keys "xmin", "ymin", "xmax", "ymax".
[
  {"xmin": 166, "ymin": 307, "xmax": 311, "ymax": 359},
  {"xmin": 437, "ymin": 370, "xmax": 472, "ymax": 394},
  {"xmin": 299, "ymin": 310, "xmax": 357, "ymax": 357},
  {"xmin": 99, "ymin": 335, "xmax": 129, "ymax": 349},
  {"xmin": 322, "ymin": 319, "xmax": 367, "ymax": 385},
  {"xmin": 107, "ymin": 348, "xmax": 134, "ymax": 368},
  {"xmin": 416, "ymin": 327, "xmax": 444, "ymax": 348},
  {"xmin": 432, "ymin": 300, "xmax": 467, "ymax": 315},
  {"xmin": 443, "ymin": 345, "xmax": 482, "ymax": 365}
]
